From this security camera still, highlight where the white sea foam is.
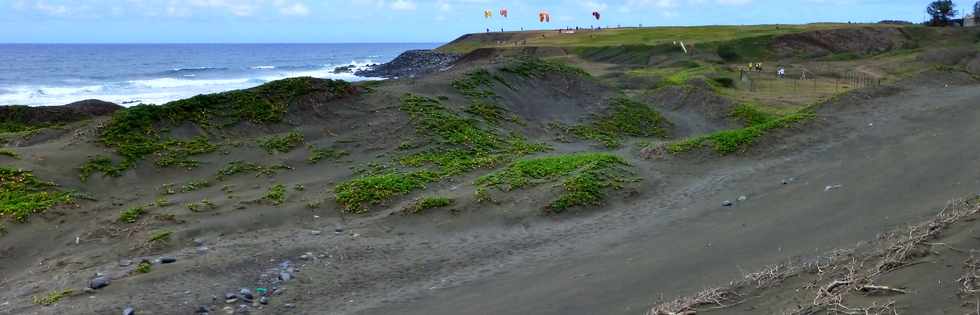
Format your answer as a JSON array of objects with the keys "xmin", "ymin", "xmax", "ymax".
[
  {"xmin": 251, "ymin": 65, "xmax": 276, "ymax": 70},
  {"xmin": 2, "ymin": 60, "xmax": 382, "ymax": 106}
]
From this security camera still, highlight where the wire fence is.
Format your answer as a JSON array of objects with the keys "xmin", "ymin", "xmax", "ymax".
[{"xmin": 739, "ymin": 69, "xmax": 882, "ymax": 97}]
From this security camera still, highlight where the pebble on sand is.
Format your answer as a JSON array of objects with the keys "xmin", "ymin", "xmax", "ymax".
[
  {"xmin": 722, "ymin": 200, "xmax": 734, "ymax": 207},
  {"xmin": 89, "ymin": 276, "xmax": 111, "ymax": 290},
  {"xmin": 824, "ymin": 184, "xmax": 843, "ymax": 192},
  {"xmin": 123, "ymin": 307, "xmax": 135, "ymax": 315}
]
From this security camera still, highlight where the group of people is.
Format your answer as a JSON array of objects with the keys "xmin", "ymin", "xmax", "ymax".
[{"xmin": 747, "ymin": 62, "xmax": 786, "ymax": 79}]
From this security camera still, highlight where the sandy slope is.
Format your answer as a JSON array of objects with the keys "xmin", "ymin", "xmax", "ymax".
[
  {"xmin": 2, "ymin": 49, "xmax": 980, "ymax": 315},
  {"xmin": 353, "ymin": 76, "xmax": 980, "ymax": 315}
]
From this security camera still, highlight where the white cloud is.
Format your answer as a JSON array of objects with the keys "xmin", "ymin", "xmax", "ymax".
[
  {"xmin": 34, "ymin": 0, "xmax": 69, "ymax": 16},
  {"xmin": 716, "ymin": 0, "xmax": 751, "ymax": 5},
  {"xmin": 390, "ymin": 0, "xmax": 416, "ymax": 11},
  {"xmin": 279, "ymin": 2, "xmax": 310, "ymax": 16}
]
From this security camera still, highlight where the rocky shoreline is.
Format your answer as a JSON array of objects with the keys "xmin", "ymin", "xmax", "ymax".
[{"xmin": 353, "ymin": 49, "xmax": 459, "ymax": 79}]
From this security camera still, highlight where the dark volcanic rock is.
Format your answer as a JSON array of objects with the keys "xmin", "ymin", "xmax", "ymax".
[
  {"xmin": 354, "ymin": 49, "xmax": 459, "ymax": 79},
  {"xmin": 332, "ymin": 65, "xmax": 356, "ymax": 74}
]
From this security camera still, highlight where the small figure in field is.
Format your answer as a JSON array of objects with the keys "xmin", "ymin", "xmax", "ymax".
[
  {"xmin": 777, "ymin": 67, "xmax": 786, "ymax": 79},
  {"xmin": 755, "ymin": 63, "xmax": 763, "ymax": 72}
]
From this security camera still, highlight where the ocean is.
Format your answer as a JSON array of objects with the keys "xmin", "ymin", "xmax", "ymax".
[{"xmin": 0, "ymin": 43, "xmax": 439, "ymax": 106}]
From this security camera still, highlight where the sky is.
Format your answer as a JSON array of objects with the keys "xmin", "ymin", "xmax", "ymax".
[{"xmin": 0, "ymin": 0, "xmax": 977, "ymax": 43}]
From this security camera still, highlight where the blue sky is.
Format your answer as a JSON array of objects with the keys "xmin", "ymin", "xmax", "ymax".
[{"xmin": 1, "ymin": 0, "xmax": 977, "ymax": 43}]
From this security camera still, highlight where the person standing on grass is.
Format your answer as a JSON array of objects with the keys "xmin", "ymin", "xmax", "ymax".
[{"xmin": 777, "ymin": 67, "xmax": 786, "ymax": 79}]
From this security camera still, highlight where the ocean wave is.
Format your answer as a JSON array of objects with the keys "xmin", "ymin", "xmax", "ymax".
[
  {"xmin": 128, "ymin": 77, "xmax": 254, "ymax": 89},
  {"xmin": 251, "ymin": 65, "xmax": 276, "ymax": 70},
  {"xmin": 2, "ymin": 60, "xmax": 384, "ymax": 106},
  {"xmin": 165, "ymin": 67, "xmax": 228, "ymax": 74}
]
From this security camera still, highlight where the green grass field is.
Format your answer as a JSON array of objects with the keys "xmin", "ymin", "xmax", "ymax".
[{"xmin": 439, "ymin": 24, "xmax": 889, "ymax": 54}]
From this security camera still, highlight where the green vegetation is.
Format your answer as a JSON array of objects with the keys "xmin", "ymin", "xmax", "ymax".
[
  {"xmin": 307, "ymin": 146, "xmax": 349, "ymax": 164},
  {"xmin": 33, "ymin": 289, "xmax": 73, "ymax": 306},
  {"xmin": 135, "ymin": 260, "xmax": 152, "ymax": 274},
  {"xmin": 79, "ymin": 156, "xmax": 127, "ymax": 180},
  {"xmin": 730, "ymin": 103, "xmax": 778, "ymax": 126},
  {"xmin": 401, "ymin": 94, "xmax": 500, "ymax": 149},
  {"xmin": 1, "ymin": 167, "xmax": 73, "ymax": 222},
  {"xmin": 154, "ymin": 197, "xmax": 171, "ymax": 207},
  {"xmin": 452, "ymin": 69, "xmax": 501, "ymax": 99},
  {"xmin": 628, "ymin": 63, "xmax": 718, "ymax": 87},
  {"xmin": 713, "ymin": 35, "xmax": 776, "ymax": 62},
  {"xmin": 668, "ymin": 110, "xmax": 815, "ymax": 154},
  {"xmin": 500, "ymin": 57, "xmax": 590, "ymax": 78},
  {"xmin": 148, "ymin": 230, "xmax": 172, "ymax": 243},
  {"xmin": 85, "ymin": 77, "xmax": 352, "ymax": 177},
  {"xmin": 0, "ymin": 148, "xmax": 18, "ymax": 159},
  {"xmin": 0, "ymin": 121, "xmax": 45, "ymax": 134},
  {"xmin": 154, "ymin": 136, "xmax": 218, "ymax": 168},
  {"xmin": 335, "ymin": 94, "xmax": 551, "ymax": 213},
  {"xmin": 180, "ymin": 179, "xmax": 212, "ymax": 193},
  {"xmin": 215, "ymin": 161, "xmax": 291, "ymax": 180},
  {"xmin": 406, "ymin": 196, "xmax": 454, "ymax": 214},
  {"xmin": 118, "ymin": 206, "xmax": 146, "ymax": 223},
  {"xmin": 477, "ymin": 153, "xmax": 633, "ymax": 212},
  {"xmin": 335, "ymin": 171, "xmax": 440, "ymax": 213},
  {"xmin": 400, "ymin": 149, "xmax": 503, "ymax": 176},
  {"xmin": 265, "ymin": 184, "xmax": 287, "ymax": 205},
  {"xmin": 259, "ymin": 131, "xmax": 305, "ymax": 154},
  {"xmin": 439, "ymin": 24, "xmax": 870, "ymax": 54},
  {"xmin": 452, "ymin": 69, "xmax": 520, "ymax": 126},
  {"xmin": 561, "ymin": 98, "xmax": 670, "ymax": 148},
  {"xmin": 186, "ymin": 199, "xmax": 217, "ymax": 212}
]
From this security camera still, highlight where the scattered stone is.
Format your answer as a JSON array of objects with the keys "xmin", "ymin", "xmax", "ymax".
[
  {"xmin": 272, "ymin": 288, "xmax": 285, "ymax": 296},
  {"xmin": 193, "ymin": 238, "xmax": 206, "ymax": 246},
  {"xmin": 259, "ymin": 297, "xmax": 269, "ymax": 305},
  {"xmin": 119, "ymin": 259, "xmax": 133, "ymax": 267},
  {"xmin": 737, "ymin": 195, "xmax": 748, "ymax": 202},
  {"xmin": 222, "ymin": 306, "xmax": 234, "ymax": 314},
  {"xmin": 89, "ymin": 276, "xmax": 111, "ymax": 290},
  {"xmin": 310, "ymin": 230, "xmax": 322, "ymax": 236},
  {"xmin": 224, "ymin": 293, "xmax": 238, "ymax": 304},
  {"xmin": 123, "ymin": 307, "xmax": 135, "ymax": 315},
  {"xmin": 825, "ymin": 184, "xmax": 843, "ymax": 192},
  {"xmin": 160, "ymin": 257, "xmax": 177, "ymax": 264},
  {"xmin": 722, "ymin": 200, "xmax": 734, "ymax": 207},
  {"xmin": 334, "ymin": 228, "xmax": 343, "ymax": 234},
  {"xmin": 197, "ymin": 246, "xmax": 209, "ymax": 254},
  {"xmin": 284, "ymin": 303, "xmax": 296, "ymax": 309},
  {"xmin": 239, "ymin": 289, "xmax": 254, "ymax": 301},
  {"xmin": 196, "ymin": 305, "xmax": 210, "ymax": 313},
  {"xmin": 279, "ymin": 271, "xmax": 292, "ymax": 282}
]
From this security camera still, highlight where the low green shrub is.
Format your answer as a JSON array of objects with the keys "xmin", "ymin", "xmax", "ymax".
[
  {"xmin": 1, "ymin": 167, "xmax": 73, "ymax": 222},
  {"xmin": 259, "ymin": 131, "xmax": 305, "ymax": 154}
]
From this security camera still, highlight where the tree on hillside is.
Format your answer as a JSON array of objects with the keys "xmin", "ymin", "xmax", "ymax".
[{"xmin": 927, "ymin": 0, "xmax": 958, "ymax": 26}]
